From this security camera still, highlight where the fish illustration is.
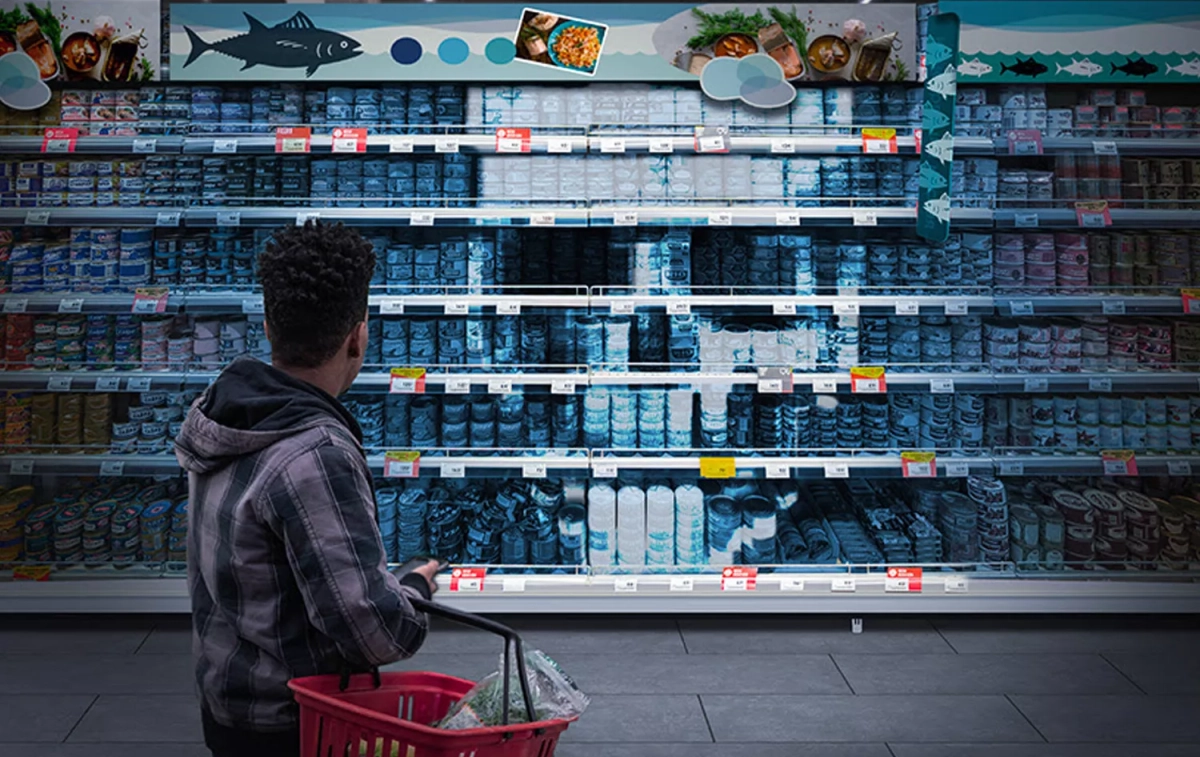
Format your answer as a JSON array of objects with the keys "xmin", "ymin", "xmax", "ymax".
[
  {"xmin": 923, "ymin": 193, "xmax": 952, "ymax": 225},
  {"xmin": 1110, "ymin": 56, "xmax": 1158, "ymax": 78},
  {"xmin": 957, "ymin": 58, "xmax": 993, "ymax": 77},
  {"xmin": 926, "ymin": 39, "xmax": 954, "ymax": 70},
  {"xmin": 926, "ymin": 66, "xmax": 957, "ymax": 99},
  {"xmin": 183, "ymin": 11, "xmax": 363, "ymax": 77},
  {"xmin": 921, "ymin": 108, "xmax": 950, "ymax": 132},
  {"xmin": 925, "ymin": 132, "xmax": 955, "ymax": 165},
  {"xmin": 919, "ymin": 161, "xmax": 948, "ymax": 190},
  {"xmin": 1055, "ymin": 57, "xmax": 1103, "ymax": 78},
  {"xmin": 1166, "ymin": 57, "xmax": 1200, "ymax": 77},
  {"xmin": 1001, "ymin": 57, "xmax": 1048, "ymax": 77}
]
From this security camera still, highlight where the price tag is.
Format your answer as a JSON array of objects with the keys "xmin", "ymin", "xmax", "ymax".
[
  {"xmin": 132, "ymin": 138, "xmax": 157, "ymax": 154},
  {"xmin": 1009, "ymin": 300, "xmax": 1034, "ymax": 316},
  {"xmin": 862, "ymin": 127, "xmax": 898, "ymax": 154},
  {"xmin": 666, "ymin": 300, "xmax": 692, "ymax": 316},
  {"xmin": 155, "ymin": 211, "xmax": 181, "ymax": 228},
  {"xmin": 47, "ymin": 375, "xmax": 72, "ymax": 392},
  {"xmin": 1013, "ymin": 213, "xmax": 1040, "ymax": 229},
  {"xmin": 945, "ymin": 461, "xmax": 970, "ymax": 478},
  {"xmin": 824, "ymin": 462, "xmax": 850, "ymax": 479},
  {"xmin": 945, "ymin": 576, "xmax": 969, "ymax": 593},
  {"xmin": 610, "ymin": 300, "xmax": 636, "ymax": 315},
  {"xmin": 697, "ymin": 134, "xmax": 727, "ymax": 153},
  {"xmin": 944, "ymin": 300, "xmax": 969, "ymax": 316},
  {"xmin": 700, "ymin": 457, "xmax": 736, "ymax": 479},
  {"xmin": 758, "ymin": 379, "xmax": 784, "ymax": 394},
  {"xmin": 1101, "ymin": 449, "xmax": 1138, "ymax": 477},
  {"xmin": 721, "ymin": 566, "xmax": 757, "ymax": 591},
  {"xmin": 450, "ymin": 567, "xmax": 485, "ymax": 592},
  {"xmin": 850, "ymin": 366, "xmax": 886, "ymax": 394},
  {"xmin": 1023, "ymin": 377, "xmax": 1049, "ymax": 393},
  {"xmin": 444, "ymin": 301, "xmax": 469, "ymax": 316},
  {"xmin": 522, "ymin": 462, "xmax": 547, "ymax": 479},
  {"xmin": 296, "ymin": 211, "xmax": 319, "ymax": 227},
  {"xmin": 901, "ymin": 450, "xmax": 937, "ymax": 478},
  {"xmin": 389, "ymin": 137, "xmax": 414, "ymax": 153},
  {"xmin": 648, "ymin": 138, "xmax": 675, "ymax": 154},
  {"xmin": 445, "ymin": 378, "xmax": 471, "ymax": 394},
  {"xmin": 100, "ymin": 460, "xmax": 125, "ymax": 477},
  {"xmin": 765, "ymin": 464, "xmax": 790, "ymax": 479},
  {"xmin": 495, "ymin": 127, "xmax": 531, "ymax": 153},
  {"xmin": 1184, "ymin": 290, "xmax": 1200, "ymax": 315},
  {"xmin": 670, "ymin": 576, "xmax": 694, "ymax": 592},
  {"xmin": 497, "ymin": 301, "xmax": 522, "ymax": 316},
  {"xmin": 132, "ymin": 287, "xmax": 169, "ymax": 315},
  {"xmin": 1102, "ymin": 299, "xmax": 1127, "ymax": 316},
  {"xmin": 614, "ymin": 210, "xmax": 639, "ymax": 227},
  {"xmin": 275, "ymin": 126, "xmax": 312, "ymax": 153},
  {"xmin": 57, "ymin": 297, "xmax": 84, "ymax": 314},
  {"xmin": 502, "ymin": 577, "xmax": 526, "ymax": 592},
  {"xmin": 756, "ymin": 367, "xmax": 793, "ymax": 395},
  {"xmin": 885, "ymin": 567, "xmax": 923, "ymax": 593},
  {"xmin": 3, "ymin": 298, "xmax": 28, "ymax": 314},
  {"xmin": 331, "ymin": 127, "xmax": 367, "ymax": 153},
  {"xmin": 25, "ymin": 210, "xmax": 51, "ymax": 226},
  {"xmin": 384, "ymin": 450, "xmax": 420, "ymax": 478},
  {"xmin": 614, "ymin": 577, "xmax": 638, "ymax": 593},
  {"xmin": 1168, "ymin": 460, "xmax": 1193, "ymax": 476},
  {"xmin": 127, "ymin": 377, "xmax": 152, "ymax": 392},
  {"xmin": 831, "ymin": 576, "xmax": 856, "ymax": 593},
  {"xmin": 773, "ymin": 302, "xmax": 797, "ymax": 316},
  {"xmin": 1093, "ymin": 140, "xmax": 1119, "ymax": 156},
  {"xmin": 488, "ymin": 379, "xmax": 513, "ymax": 395},
  {"xmin": 913, "ymin": 128, "xmax": 923, "ymax": 154},
  {"xmin": 12, "ymin": 566, "xmax": 50, "ymax": 581},
  {"xmin": 707, "ymin": 212, "xmax": 733, "ymax": 227},
  {"xmin": 389, "ymin": 368, "xmax": 427, "ymax": 394},
  {"xmin": 775, "ymin": 211, "xmax": 800, "ymax": 227},
  {"xmin": 213, "ymin": 138, "xmax": 238, "ymax": 153},
  {"xmin": 833, "ymin": 301, "xmax": 860, "ymax": 316},
  {"xmin": 592, "ymin": 462, "xmax": 618, "ymax": 479},
  {"xmin": 241, "ymin": 298, "xmax": 264, "ymax": 315},
  {"xmin": 530, "ymin": 212, "xmax": 556, "ymax": 227},
  {"xmin": 9, "ymin": 459, "xmax": 33, "ymax": 476},
  {"xmin": 780, "ymin": 577, "xmax": 805, "ymax": 591},
  {"xmin": 441, "ymin": 463, "xmax": 466, "ymax": 479},
  {"xmin": 895, "ymin": 300, "xmax": 919, "ymax": 316},
  {"xmin": 599, "ymin": 137, "xmax": 626, "ymax": 154},
  {"xmin": 930, "ymin": 378, "xmax": 955, "ymax": 394},
  {"xmin": 217, "ymin": 211, "xmax": 241, "ymax": 227},
  {"xmin": 770, "ymin": 138, "xmax": 796, "ymax": 154},
  {"xmin": 1088, "ymin": 377, "xmax": 1113, "ymax": 393},
  {"xmin": 1006, "ymin": 129, "xmax": 1044, "ymax": 156},
  {"xmin": 95, "ymin": 376, "xmax": 122, "ymax": 391},
  {"xmin": 813, "ymin": 377, "xmax": 838, "ymax": 394},
  {"xmin": 410, "ymin": 211, "xmax": 435, "ymax": 227},
  {"xmin": 378, "ymin": 297, "xmax": 405, "ymax": 315},
  {"xmin": 546, "ymin": 138, "xmax": 572, "ymax": 154},
  {"xmin": 41, "ymin": 127, "xmax": 78, "ymax": 153},
  {"xmin": 551, "ymin": 379, "xmax": 576, "ymax": 395},
  {"xmin": 1075, "ymin": 200, "xmax": 1112, "ymax": 228},
  {"xmin": 998, "ymin": 460, "xmax": 1025, "ymax": 476},
  {"xmin": 853, "ymin": 211, "xmax": 878, "ymax": 227},
  {"xmin": 435, "ymin": 138, "xmax": 460, "ymax": 153}
]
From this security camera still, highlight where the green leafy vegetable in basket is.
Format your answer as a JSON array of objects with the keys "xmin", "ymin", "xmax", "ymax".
[
  {"xmin": 686, "ymin": 7, "xmax": 769, "ymax": 50},
  {"xmin": 0, "ymin": 7, "xmax": 29, "ymax": 34},
  {"xmin": 437, "ymin": 648, "xmax": 589, "ymax": 730}
]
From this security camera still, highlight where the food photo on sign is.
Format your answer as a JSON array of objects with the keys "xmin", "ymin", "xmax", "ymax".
[{"xmin": 514, "ymin": 7, "xmax": 608, "ymax": 76}]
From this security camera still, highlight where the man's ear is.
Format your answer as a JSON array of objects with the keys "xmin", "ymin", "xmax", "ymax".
[{"xmin": 347, "ymin": 321, "xmax": 367, "ymax": 359}]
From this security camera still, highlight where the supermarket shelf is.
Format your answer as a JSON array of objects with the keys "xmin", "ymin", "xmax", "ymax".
[
  {"xmin": 353, "ymin": 368, "xmax": 586, "ymax": 392},
  {"xmin": 4, "ymin": 571, "xmax": 1200, "ymax": 614},
  {"xmin": 590, "ymin": 452, "xmax": 994, "ymax": 479},
  {"xmin": 0, "ymin": 207, "xmax": 180, "ymax": 226},
  {"xmin": 0, "ymin": 136, "xmax": 185, "ymax": 155},
  {"xmin": 1023, "ymin": 137, "xmax": 1200, "ymax": 156},
  {"xmin": 3, "ymin": 453, "xmax": 178, "ymax": 478},
  {"xmin": 993, "ymin": 208, "xmax": 1199, "ymax": 228},
  {"xmin": 0, "ymin": 292, "xmax": 183, "ymax": 314},
  {"xmin": 995, "ymin": 294, "xmax": 1188, "ymax": 316},
  {"xmin": 585, "ymin": 133, "xmax": 942, "ymax": 155},
  {"xmin": 184, "ymin": 206, "xmax": 590, "ymax": 228},
  {"xmin": 991, "ymin": 453, "xmax": 1197, "ymax": 478},
  {"xmin": 365, "ymin": 450, "xmax": 590, "ymax": 478},
  {"xmin": 0, "ymin": 370, "xmax": 206, "ymax": 392},
  {"xmin": 589, "ymin": 291, "xmax": 991, "ymax": 315},
  {"xmin": 588, "ymin": 206, "xmax": 992, "ymax": 227}
]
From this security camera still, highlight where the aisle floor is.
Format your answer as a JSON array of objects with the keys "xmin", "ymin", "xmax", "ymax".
[{"xmin": 0, "ymin": 613, "xmax": 1199, "ymax": 756}]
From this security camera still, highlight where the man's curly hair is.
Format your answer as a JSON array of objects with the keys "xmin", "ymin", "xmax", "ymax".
[{"xmin": 257, "ymin": 221, "xmax": 377, "ymax": 369}]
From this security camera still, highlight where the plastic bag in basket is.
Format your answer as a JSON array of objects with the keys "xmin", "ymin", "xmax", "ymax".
[{"xmin": 436, "ymin": 648, "xmax": 589, "ymax": 729}]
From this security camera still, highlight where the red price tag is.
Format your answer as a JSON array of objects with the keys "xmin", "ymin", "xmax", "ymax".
[
  {"xmin": 496, "ymin": 127, "xmax": 531, "ymax": 153},
  {"xmin": 1100, "ymin": 449, "xmax": 1138, "ymax": 477},
  {"xmin": 450, "ymin": 567, "xmax": 486, "ymax": 592},
  {"xmin": 1006, "ymin": 129, "xmax": 1044, "ymax": 156},
  {"xmin": 1075, "ymin": 200, "xmax": 1112, "ymax": 228},
  {"xmin": 901, "ymin": 451, "xmax": 937, "ymax": 479},
  {"xmin": 850, "ymin": 366, "xmax": 887, "ymax": 394},
  {"xmin": 276, "ymin": 127, "xmax": 312, "ymax": 153},
  {"xmin": 389, "ymin": 367, "xmax": 426, "ymax": 394},
  {"xmin": 886, "ymin": 567, "xmax": 923, "ymax": 592},
  {"xmin": 913, "ymin": 128, "xmax": 922, "ymax": 154},
  {"xmin": 131, "ymin": 286, "xmax": 169, "ymax": 314},
  {"xmin": 384, "ymin": 450, "xmax": 420, "ymax": 478},
  {"xmin": 13, "ymin": 566, "xmax": 51, "ymax": 581},
  {"xmin": 332, "ymin": 127, "xmax": 367, "ymax": 153},
  {"xmin": 1183, "ymin": 289, "xmax": 1200, "ymax": 314},
  {"xmin": 862, "ymin": 127, "xmax": 898, "ymax": 154},
  {"xmin": 42, "ymin": 127, "xmax": 78, "ymax": 153},
  {"xmin": 721, "ymin": 566, "xmax": 758, "ymax": 591}
]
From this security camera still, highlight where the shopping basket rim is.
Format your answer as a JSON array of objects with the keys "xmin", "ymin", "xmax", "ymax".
[{"xmin": 288, "ymin": 671, "xmax": 578, "ymax": 737}]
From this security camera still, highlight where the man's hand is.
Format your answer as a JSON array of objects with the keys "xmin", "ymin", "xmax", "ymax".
[{"xmin": 410, "ymin": 559, "xmax": 441, "ymax": 596}]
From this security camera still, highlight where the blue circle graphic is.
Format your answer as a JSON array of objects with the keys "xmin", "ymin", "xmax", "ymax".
[
  {"xmin": 438, "ymin": 37, "xmax": 470, "ymax": 65},
  {"xmin": 485, "ymin": 37, "xmax": 516, "ymax": 65},
  {"xmin": 391, "ymin": 37, "xmax": 423, "ymax": 65}
]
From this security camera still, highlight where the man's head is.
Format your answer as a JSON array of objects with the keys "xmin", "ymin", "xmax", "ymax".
[{"xmin": 257, "ymin": 221, "xmax": 376, "ymax": 394}]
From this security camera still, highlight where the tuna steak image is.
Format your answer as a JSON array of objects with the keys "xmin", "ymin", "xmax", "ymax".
[{"xmin": 183, "ymin": 12, "xmax": 363, "ymax": 77}]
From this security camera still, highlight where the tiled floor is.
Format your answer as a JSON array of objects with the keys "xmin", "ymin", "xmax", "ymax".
[{"xmin": 1, "ymin": 613, "xmax": 1199, "ymax": 757}]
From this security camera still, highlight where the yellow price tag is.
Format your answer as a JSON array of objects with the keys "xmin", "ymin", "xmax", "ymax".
[
  {"xmin": 389, "ymin": 367, "xmax": 427, "ymax": 394},
  {"xmin": 850, "ymin": 366, "xmax": 887, "ymax": 394},
  {"xmin": 13, "ymin": 566, "xmax": 51, "ymax": 581},
  {"xmin": 384, "ymin": 450, "xmax": 421, "ymax": 478},
  {"xmin": 901, "ymin": 450, "xmax": 937, "ymax": 479},
  {"xmin": 700, "ymin": 457, "xmax": 737, "ymax": 479}
]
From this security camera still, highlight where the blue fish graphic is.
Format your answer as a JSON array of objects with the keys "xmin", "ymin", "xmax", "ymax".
[
  {"xmin": 921, "ymin": 108, "xmax": 951, "ymax": 132},
  {"xmin": 919, "ymin": 161, "xmax": 948, "ymax": 190},
  {"xmin": 926, "ymin": 39, "xmax": 953, "ymax": 70},
  {"xmin": 184, "ymin": 12, "xmax": 363, "ymax": 77}
]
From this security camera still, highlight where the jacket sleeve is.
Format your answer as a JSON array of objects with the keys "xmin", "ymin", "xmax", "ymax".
[{"xmin": 260, "ymin": 441, "xmax": 428, "ymax": 668}]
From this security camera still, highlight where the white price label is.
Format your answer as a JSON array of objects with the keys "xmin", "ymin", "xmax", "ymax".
[
  {"xmin": 824, "ymin": 463, "xmax": 850, "ymax": 479},
  {"xmin": 378, "ymin": 297, "xmax": 405, "ymax": 315},
  {"xmin": 864, "ymin": 139, "xmax": 893, "ymax": 155},
  {"xmin": 930, "ymin": 378, "xmax": 955, "ymax": 394},
  {"xmin": 445, "ymin": 378, "xmax": 471, "ymax": 394},
  {"xmin": 1023, "ymin": 378, "xmax": 1049, "ymax": 393},
  {"xmin": 765, "ymin": 463, "xmax": 790, "ymax": 479},
  {"xmin": 895, "ymin": 300, "xmax": 920, "ymax": 316},
  {"xmin": 441, "ymin": 463, "xmax": 466, "ymax": 479},
  {"xmin": 698, "ymin": 135, "xmax": 726, "ymax": 152},
  {"xmin": 546, "ymin": 138, "xmax": 572, "ymax": 154},
  {"xmin": 813, "ymin": 377, "xmax": 838, "ymax": 394},
  {"xmin": 444, "ymin": 301, "xmax": 469, "ymax": 316},
  {"xmin": 885, "ymin": 576, "xmax": 911, "ymax": 593},
  {"xmin": 945, "ymin": 576, "xmax": 969, "ymax": 593},
  {"xmin": 410, "ymin": 211, "xmax": 435, "ymax": 227},
  {"xmin": 435, "ymin": 138, "xmax": 460, "ymax": 153},
  {"xmin": 389, "ymin": 137, "xmax": 414, "ymax": 153},
  {"xmin": 945, "ymin": 461, "xmax": 971, "ymax": 478},
  {"xmin": 1103, "ymin": 458, "xmax": 1131, "ymax": 476},
  {"xmin": 25, "ymin": 210, "xmax": 51, "ymax": 226},
  {"xmin": 780, "ymin": 577, "xmax": 805, "ymax": 591},
  {"xmin": 853, "ymin": 378, "xmax": 881, "ymax": 394},
  {"xmin": 497, "ymin": 301, "xmax": 522, "ymax": 316},
  {"xmin": 522, "ymin": 462, "xmax": 547, "ymax": 479},
  {"xmin": 1014, "ymin": 212, "xmax": 1039, "ymax": 228},
  {"xmin": 614, "ymin": 577, "xmax": 638, "ymax": 593},
  {"xmin": 1009, "ymin": 300, "xmax": 1034, "ymax": 316},
  {"xmin": 1168, "ymin": 460, "xmax": 1193, "ymax": 476},
  {"xmin": 496, "ymin": 136, "xmax": 525, "ymax": 153},
  {"xmin": 770, "ymin": 138, "xmax": 796, "ymax": 154},
  {"xmin": 648, "ymin": 138, "xmax": 675, "ymax": 154},
  {"xmin": 831, "ymin": 577, "xmax": 856, "ymax": 593},
  {"xmin": 669, "ymin": 577, "xmax": 694, "ymax": 592},
  {"xmin": 127, "ymin": 377, "xmax": 152, "ymax": 392},
  {"xmin": 213, "ymin": 138, "xmax": 238, "ymax": 153},
  {"xmin": 758, "ymin": 379, "xmax": 784, "ymax": 394},
  {"xmin": 95, "ymin": 376, "xmax": 121, "ymax": 391},
  {"xmin": 58, "ymin": 297, "xmax": 84, "ymax": 314},
  {"xmin": 833, "ymin": 301, "xmax": 860, "ymax": 316},
  {"xmin": 241, "ymin": 298, "xmax": 265, "ymax": 315},
  {"xmin": 1102, "ymin": 299, "xmax": 1127, "ymax": 315},
  {"xmin": 773, "ymin": 302, "xmax": 797, "ymax": 316},
  {"xmin": 551, "ymin": 380, "xmax": 577, "ymax": 395},
  {"xmin": 591, "ymin": 463, "xmax": 618, "ymax": 479},
  {"xmin": 9, "ymin": 459, "xmax": 33, "ymax": 476},
  {"xmin": 502, "ymin": 577, "xmax": 527, "ymax": 592},
  {"xmin": 666, "ymin": 300, "xmax": 692, "ymax": 316},
  {"xmin": 944, "ymin": 300, "xmax": 969, "ymax": 316},
  {"xmin": 530, "ymin": 212, "xmax": 556, "ymax": 227},
  {"xmin": 488, "ymin": 379, "xmax": 513, "ymax": 395},
  {"xmin": 775, "ymin": 211, "xmax": 800, "ymax": 226},
  {"xmin": 132, "ymin": 138, "xmax": 157, "ymax": 154},
  {"xmin": 599, "ymin": 138, "xmax": 626, "ymax": 154},
  {"xmin": 296, "ymin": 211, "xmax": 319, "ymax": 227},
  {"xmin": 100, "ymin": 461, "xmax": 125, "ymax": 477},
  {"xmin": 47, "ymin": 375, "xmax": 72, "ymax": 392},
  {"xmin": 216, "ymin": 211, "xmax": 241, "ymax": 227},
  {"xmin": 1088, "ymin": 377, "xmax": 1113, "ymax": 392},
  {"xmin": 998, "ymin": 461, "xmax": 1025, "ymax": 476},
  {"xmin": 610, "ymin": 300, "xmax": 636, "ymax": 315},
  {"xmin": 613, "ymin": 210, "xmax": 639, "ymax": 227},
  {"xmin": 155, "ymin": 211, "xmax": 181, "ymax": 228},
  {"xmin": 1093, "ymin": 140, "xmax": 1119, "ymax": 155},
  {"xmin": 707, "ymin": 212, "xmax": 733, "ymax": 226},
  {"xmin": 3, "ymin": 298, "xmax": 28, "ymax": 314},
  {"xmin": 852, "ymin": 211, "xmax": 878, "ymax": 227}
]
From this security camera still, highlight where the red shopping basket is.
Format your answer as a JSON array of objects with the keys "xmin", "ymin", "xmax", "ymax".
[{"xmin": 288, "ymin": 598, "xmax": 575, "ymax": 757}]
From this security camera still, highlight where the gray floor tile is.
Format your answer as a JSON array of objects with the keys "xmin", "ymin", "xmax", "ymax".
[
  {"xmin": 834, "ymin": 653, "xmax": 1138, "ymax": 695},
  {"xmin": 702, "ymin": 695, "xmax": 1042, "ymax": 743},
  {"xmin": 0, "ymin": 745, "xmax": 211, "ymax": 757},
  {"xmin": 0, "ymin": 654, "xmax": 194, "ymax": 695},
  {"xmin": 66, "ymin": 695, "xmax": 204, "ymax": 743},
  {"xmin": 933, "ymin": 616, "xmax": 1200, "ymax": 655},
  {"xmin": 0, "ymin": 695, "xmax": 96, "ymax": 743},
  {"xmin": 679, "ymin": 616, "xmax": 953, "ymax": 655},
  {"xmin": 1011, "ymin": 695, "xmax": 1200, "ymax": 743},
  {"xmin": 1102, "ymin": 653, "xmax": 1200, "ymax": 694},
  {"xmin": 136, "ymin": 618, "xmax": 192, "ymax": 655},
  {"xmin": 560, "ymin": 695, "xmax": 710, "ymax": 743},
  {"xmin": 556, "ymin": 744, "xmax": 892, "ymax": 757},
  {"xmin": 890, "ymin": 745, "xmax": 1200, "ymax": 757},
  {"xmin": 382, "ymin": 653, "xmax": 499, "ymax": 682},
  {"xmin": 0, "ymin": 618, "xmax": 151, "ymax": 655},
  {"xmin": 420, "ymin": 616, "xmax": 686, "ymax": 656}
]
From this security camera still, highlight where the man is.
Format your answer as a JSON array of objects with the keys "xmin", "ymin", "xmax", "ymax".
[{"xmin": 175, "ymin": 221, "xmax": 439, "ymax": 757}]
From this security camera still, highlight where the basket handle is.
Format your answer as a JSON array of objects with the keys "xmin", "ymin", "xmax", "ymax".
[{"xmin": 409, "ymin": 597, "xmax": 538, "ymax": 730}]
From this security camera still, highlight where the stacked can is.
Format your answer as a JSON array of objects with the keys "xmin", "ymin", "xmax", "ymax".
[
  {"xmin": 51, "ymin": 503, "xmax": 86, "ymax": 563},
  {"xmin": 167, "ymin": 500, "xmax": 187, "ymax": 565},
  {"xmin": 1056, "ymin": 233, "xmax": 1090, "ymax": 293},
  {"xmin": 644, "ymin": 483, "xmax": 675, "ymax": 571},
  {"xmin": 1048, "ymin": 487, "xmax": 1095, "ymax": 567},
  {"xmin": 984, "ymin": 319, "xmax": 1019, "ymax": 373},
  {"xmin": 1008, "ymin": 499, "xmax": 1042, "ymax": 569},
  {"xmin": 0, "ymin": 486, "xmax": 33, "ymax": 562},
  {"xmin": 587, "ymin": 483, "xmax": 616, "ymax": 568},
  {"xmin": 140, "ymin": 317, "xmax": 171, "ymax": 371},
  {"xmin": 1117, "ymin": 489, "xmax": 1161, "ymax": 569},
  {"xmin": 674, "ymin": 483, "xmax": 705, "ymax": 566},
  {"xmin": 23, "ymin": 502, "xmax": 57, "ymax": 561},
  {"xmin": 1138, "ymin": 321, "xmax": 1173, "ymax": 370}
]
